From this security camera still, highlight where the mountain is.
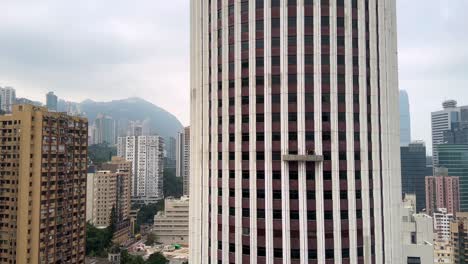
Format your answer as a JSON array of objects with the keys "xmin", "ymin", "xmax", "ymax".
[{"xmin": 77, "ymin": 97, "xmax": 183, "ymax": 139}]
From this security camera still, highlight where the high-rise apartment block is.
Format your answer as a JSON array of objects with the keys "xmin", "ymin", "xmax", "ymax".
[
  {"xmin": 153, "ymin": 196, "xmax": 190, "ymax": 245},
  {"xmin": 190, "ymin": 0, "xmax": 401, "ymax": 263},
  {"xmin": 451, "ymin": 212, "xmax": 468, "ymax": 263},
  {"xmin": 436, "ymin": 144, "xmax": 468, "ymax": 212},
  {"xmin": 431, "ymin": 100, "xmax": 468, "ymax": 165},
  {"xmin": 0, "ymin": 104, "xmax": 87, "ymax": 263},
  {"xmin": 117, "ymin": 135, "xmax": 164, "ymax": 204},
  {"xmin": 46, "ymin": 91, "xmax": 58, "ymax": 112},
  {"xmin": 401, "ymin": 141, "xmax": 427, "ymax": 212},
  {"xmin": 94, "ymin": 114, "xmax": 116, "ymax": 145},
  {"xmin": 176, "ymin": 127, "xmax": 190, "ymax": 196},
  {"xmin": 400, "ymin": 90, "xmax": 411, "ymax": 146},
  {"xmin": 425, "ymin": 168, "xmax": 460, "ymax": 215},
  {"xmin": 433, "ymin": 208, "xmax": 454, "ymax": 243},
  {"xmin": 0, "ymin": 87, "xmax": 16, "ymax": 113}
]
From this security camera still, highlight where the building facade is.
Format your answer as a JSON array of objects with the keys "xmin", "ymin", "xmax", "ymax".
[
  {"xmin": 153, "ymin": 196, "xmax": 190, "ymax": 245},
  {"xmin": 0, "ymin": 104, "xmax": 87, "ymax": 263},
  {"xmin": 190, "ymin": 0, "xmax": 401, "ymax": 263},
  {"xmin": 436, "ymin": 144, "xmax": 468, "ymax": 212},
  {"xmin": 451, "ymin": 212, "xmax": 468, "ymax": 264},
  {"xmin": 176, "ymin": 127, "xmax": 191, "ymax": 196},
  {"xmin": 0, "ymin": 86, "xmax": 16, "ymax": 113},
  {"xmin": 94, "ymin": 114, "xmax": 116, "ymax": 145},
  {"xmin": 118, "ymin": 135, "xmax": 165, "ymax": 203},
  {"xmin": 433, "ymin": 208, "xmax": 454, "ymax": 243},
  {"xmin": 46, "ymin": 91, "xmax": 58, "ymax": 111},
  {"xmin": 401, "ymin": 141, "xmax": 427, "ymax": 212},
  {"xmin": 399, "ymin": 90, "xmax": 411, "ymax": 146},
  {"xmin": 431, "ymin": 100, "xmax": 468, "ymax": 166},
  {"xmin": 425, "ymin": 169, "xmax": 460, "ymax": 215}
]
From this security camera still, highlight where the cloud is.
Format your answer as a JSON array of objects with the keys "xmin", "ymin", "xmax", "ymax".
[{"xmin": 0, "ymin": 0, "xmax": 190, "ymax": 125}]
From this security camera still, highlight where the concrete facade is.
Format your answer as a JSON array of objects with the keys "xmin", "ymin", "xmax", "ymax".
[
  {"xmin": 425, "ymin": 169, "xmax": 460, "ymax": 216},
  {"xmin": 153, "ymin": 197, "xmax": 189, "ymax": 245}
]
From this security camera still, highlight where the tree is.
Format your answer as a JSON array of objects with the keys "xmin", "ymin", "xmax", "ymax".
[
  {"xmin": 134, "ymin": 201, "xmax": 164, "ymax": 233},
  {"xmin": 85, "ymin": 222, "xmax": 113, "ymax": 257},
  {"xmin": 120, "ymin": 250, "xmax": 145, "ymax": 264},
  {"xmin": 88, "ymin": 143, "xmax": 117, "ymax": 165},
  {"xmin": 145, "ymin": 232, "xmax": 157, "ymax": 246},
  {"xmin": 146, "ymin": 252, "xmax": 169, "ymax": 264},
  {"xmin": 163, "ymin": 168, "xmax": 183, "ymax": 198},
  {"xmin": 109, "ymin": 205, "xmax": 118, "ymax": 233}
]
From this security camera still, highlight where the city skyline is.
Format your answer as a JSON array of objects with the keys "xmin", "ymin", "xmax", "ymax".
[{"xmin": 0, "ymin": 1, "xmax": 467, "ymax": 153}]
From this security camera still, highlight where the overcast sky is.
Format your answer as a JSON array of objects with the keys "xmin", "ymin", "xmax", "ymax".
[{"xmin": 1, "ymin": 0, "xmax": 467, "ymax": 152}]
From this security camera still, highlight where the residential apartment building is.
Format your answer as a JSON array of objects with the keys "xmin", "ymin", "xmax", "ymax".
[
  {"xmin": 0, "ymin": 86, "xmax": 16, "ymax": 113},
  {"xmin": 431, "ymin": 100, "xmax": 468, "ymax": 165},
  {"xmin": 176, "ymin": 127, "xmax": 191, "ymax": 196},
  {"xmin": 153, "ymin": 196, "xmax": 189, "ymax": 245},
  {"xmin": 401, "ymin": 195, "xmax": 434, "ymax": 264},
  {"xmin": 433, "ymin": 208, "xmax": 454, "ymax": 243},
  {"xmin": 425, "ymin": 168, "xmax": 460, "ymax": 215},
  {"xmin": 118, "ymin": 135, "xmax": 164, "ymax": 204},
  {"xmin": 400, "ymin": 90, "xmax": 412, "ymax": 146},
  {"xmin": 0, "ymin": 104, "xmax": 87, "ymax": 263},
  {"xmin": 190, "ymin": 0, "xmax": 402, "ymax": 262},
  {"xmin": 401, "ymin": 141, "xmax": 428, "ymax": 212},
  {"xmin": 451, "ymin": 212, "xmax": 468, "ymax": 263}
]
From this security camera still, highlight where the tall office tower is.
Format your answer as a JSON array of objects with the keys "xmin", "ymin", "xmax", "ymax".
[
  {"xmin": 401, "ymin": 141, "xmax": 427, "ymax": 212},
  {"xmin": 451, "ymin": 212, "xmax": 468, "ymax": 263},
  {"xmin": 436, "ymin": 144, "xmax": 468, "ymax": 212},
  {"xmin": 46, "ymin": 91, "xmax": 58, "ymax": 111},
  {"xmin": 0, "ymin": 86, "xmax": 16, "ymax": 112},
  {"xmin": 399, "ymin": 90, "xmax": 411, "ymax": 146},
  {"xmin": 165, "ymin": 136, "xmax": 177, "ymax": 169},
  {"xmin": 431, "ymin": 100, "xmax": 468, "ymax": 165},
  {"xmin": 94, "ymin": 114, "xmax": 116, "ymax": 145},
  {"xmin": 444, "ymin": 122, "xmax": 468, "ymax": 144},
  {"xmin": 190, "ymin": 0, "xmax": 401, "ymax": 263},
  {"xmin": 117, "ymin": 135, "xmax": 165, "ymax": 204},
  {"xmin": 176, "ymin": 127, "xmax": 191, "ymax": 195},
  {"xmin": 0, "ymin": 104, "xmax": 87, "ymax": 263},
  {"xmin": 425, "ymin": 167, "xmax": 460, "ymax": 215}
]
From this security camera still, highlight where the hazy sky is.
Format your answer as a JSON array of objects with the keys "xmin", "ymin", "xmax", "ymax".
[{"xmin": 1, "ymin": 0, "xmax": 467, "ymax": 152}]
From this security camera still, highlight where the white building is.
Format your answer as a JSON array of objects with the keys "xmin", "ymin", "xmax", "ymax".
[
  {"xmin": 401, "ymin": 195, "xmax": 434, "ymax": 264},
  {"xmin": 433, "ymin": 208, "xmax": 454, "ymax": 243},
  {"xmin": 431, "ymin": 100, "xmax": 468, "ymax": 165},
  {"xmin": 153, "ymin": 196, "xmax": 189, "ymax": 245},
  {"xmin": 0, "ymin": 87, "xmax": 16, "ymax": 113},
  {"xmin": 176, "ymin": 127, "xmax": 190, "ymax": 196},
  {"xmin": 118, "ymin": 135, "xmax": 164, "ymax": 204}
]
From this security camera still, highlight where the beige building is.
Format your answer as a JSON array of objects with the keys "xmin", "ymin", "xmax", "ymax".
[
  {"xmin": 451, "ymin": 212, "xmax": 468, "ymax": 263},
  {"xmin": 90, "ymin": 157, "xmax": 132, "ymax": 228},
  {"xmin": 153, "ymin": 196, "xmax": 189, "ymax": 245},
  {"xmin": 0, "ymin": 104, "xmax": 88, "ymax": 263}
]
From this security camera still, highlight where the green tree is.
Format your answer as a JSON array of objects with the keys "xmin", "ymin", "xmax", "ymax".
[
  {"xmin": 109, "ymin": 205, "xmax": 118, "ymax": 233},
  {"xmin": 134, "ymin": 201, "xmax": 164, "ymax": 233},
  {"xmin": 85, "ymin": 222, "xmax": 113, "ymax": 257},
  {"xmin": 88, "ymin": 143, "xmax": 117, "ymax": 165},
  {"xmin": 146, "ymin": 252, "xmax": 169, "ymax": 264},
  {"xmin": 163, "ymin": 168, "xmax": 183, "ymax": 198},
  {"xmin": 145, "ymin": 232, "xmax": 157, "ymax": 246},
  {"xmin": 120, "ymin": 250, "xmax": 145, "ymax": 264}
]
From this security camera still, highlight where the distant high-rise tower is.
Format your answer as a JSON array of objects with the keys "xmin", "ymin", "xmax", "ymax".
[
  {"xmin": 431, "ymin": 100, "xmax": 468, "ymax": 165},
  {"xmin": 190, "ymin": 0, "xmax": 402, "ymax": 263},
  {"xmin": 46, "ymin": 91, "xmax": 58, "ymax": 111},
  {"xmin": 117, "ymin": 135, "xmax": 165, "ymax": 204},
  {"xmin": 0, "ymin": 104, "xmax": 88, "ymax": 263},
  {"xmin": 176, "ymin": 127, "xmax": 191, "ymax": 196},
  {"xmin": 401, "ymin": 141, "xmax": 428, "ymax": 212},
  {"xmin": 0, "ymin": 86, "xmax": 16, "ymax": 112},
  {"xmin": 94, "ymin": 114, "xmax": 116, "ymax": 145},
  {"xmin": 425, "ymin": 167, "xmax": 460, "ymax": 216},
  {"xmin": 399, "ymin": 90, "xmax": 411, "ymax": 146}
]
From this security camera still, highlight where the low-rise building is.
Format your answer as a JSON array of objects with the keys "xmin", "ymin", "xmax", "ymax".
[
  {"xmin": 401, "ymin": 194, "xmax": 434, "ymax": 264},
  {"xmin": 153, "ymin": 196, "xmax": 189, "ymax": 245}
]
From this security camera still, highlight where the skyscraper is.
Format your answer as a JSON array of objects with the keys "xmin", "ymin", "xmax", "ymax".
[
  {"xmin": 436, "ymin": 144, "xmax": 468, "ymax": 211},
  {"xmin": 0, "ymin": 86, "xmax": 16, "ymax": 113},
  {"xmin": 0, "ymin": 104, "xmax": 87, "ymax": 263},
  {"xmin": 400, "ymin": 141, "xmax": 427, "ymax": 212},
  {"xmin": 176, "ymin": 127, "xmax": 191, "ymax": 196},
  {"xmin": 94, "ymin": 114, "xmax": 116, "ymax": 145},
  {"xmin": 118, "ymin": 135, "xmax": 165, "ymax": 204},
  {"xmin": 46, "ymin": 91, "xmax": 58, "ymax": 111},
  {"xmin": 431, "ymin": 100, "xmax": 468, "ymax": 165},
  {"xmin": 399, "ymin": 90, "xmax": 411, "ymax": 146},
  {"xmin": 425, "ymin": 167, "xmax": 460, "ymax": 215},
  {"xmin": 451, "ymin": 212, "xmax": 468, "ymax": 263},
  {"xmin": 190, "ymin": 0, "xmax": 401, "ymax": 263}
]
